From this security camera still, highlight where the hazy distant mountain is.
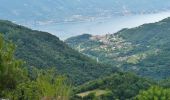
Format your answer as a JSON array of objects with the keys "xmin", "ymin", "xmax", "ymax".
[{"xmin": 1, "ymin": 0, "xmax": 170, "ymax": 24}]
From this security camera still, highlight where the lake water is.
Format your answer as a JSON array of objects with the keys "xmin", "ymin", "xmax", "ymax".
[{"xmin": 27, "ymin": 11, "xmax": 170, "ymax": 40}]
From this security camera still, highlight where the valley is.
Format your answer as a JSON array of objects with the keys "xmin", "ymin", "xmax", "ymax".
[{"xmin": 1, "ymin": 18, "xmax": 170, "ymax": 100}]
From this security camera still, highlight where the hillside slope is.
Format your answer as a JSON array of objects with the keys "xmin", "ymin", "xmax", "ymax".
[
  {"xmin": 72, "ymin": 72, "xmax": 154, "ymax": 100},
  {"xmin": 0, "ymin": 20, "xmax": 118, "ymax": 85},
  {"xmin": 66, "ymin": 17, "xmax": 170, "ymax": 80}
]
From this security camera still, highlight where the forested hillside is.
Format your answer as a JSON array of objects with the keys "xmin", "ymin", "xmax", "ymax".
[
  {"xmin": 72, "ymin": 72, "xmax": 155, "ymax": 100},
  {"xmin": 0, "ymin": 20, "xmax": 118, "ymax": 85},
  {"xmin": 1, "ymin": 33, "xmax": 170, "ymax": 99},
  {"xmin": 0, "ymin": 35, "xmax": 72, "ymax": 99},
  {"xmin": 66, "ymin": 17, "xmax": 170, "ymax": 80},
  {"xmin": 71, "ymin": 72, "xmax": 170, "ymax": 100}
]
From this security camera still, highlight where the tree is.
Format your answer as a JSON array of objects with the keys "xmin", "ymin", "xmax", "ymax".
[
  {"xmin": 0, "ymin": 34, "xmax": 26, "ymax": 97},
  {"xmin": 135, "ymin": 86, "xmax": 170, "ymax": 100},
  {"xmin": 11, "ymin": 69, "xmax": 72, "ymax": 100},
  {"xmin": 36, "ymin": 69, "xmax": 72, "ymax": 100}
]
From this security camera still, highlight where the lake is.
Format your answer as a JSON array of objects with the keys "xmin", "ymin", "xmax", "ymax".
[{"xmin": 25, "ymin": 11, "xmax": 170, "ymax": 40}]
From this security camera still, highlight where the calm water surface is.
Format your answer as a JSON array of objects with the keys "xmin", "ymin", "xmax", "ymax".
[{"xmin": 26, "ymin": 11, "xmax": 170, "ymax": 40}]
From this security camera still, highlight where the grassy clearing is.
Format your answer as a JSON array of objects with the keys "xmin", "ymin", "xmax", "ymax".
[{"xmin": 76, "ymin": 89, "xmax": 109, "ymax": 97}]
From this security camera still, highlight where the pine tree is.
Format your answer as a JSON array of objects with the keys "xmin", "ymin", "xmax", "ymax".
[{"xmin": 0, "ymin": 34, "xmax": 26, "ymax": 97}]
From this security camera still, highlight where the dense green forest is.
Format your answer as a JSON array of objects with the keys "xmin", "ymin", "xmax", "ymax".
[
  {"xmin": 0, "ymin": 34, "xmax": 71, "ymax": 99},
  {"xmin": 72, "ymin": 72, "xmax": 154, "ymax": 100},
  {"xmin": 71, "ymin": 72, "xmax": 170, "ymax": 100},
  {"xmin": 135, "ymin": 86, "xmax": 170, "ymax": 100},
  {"xmin": 66, "ymin": 17, "xmax": 170, "ymax": 80},
  {"xmin": 0, "ymin": 20, "xmax": 118, "ymax": 85}
]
